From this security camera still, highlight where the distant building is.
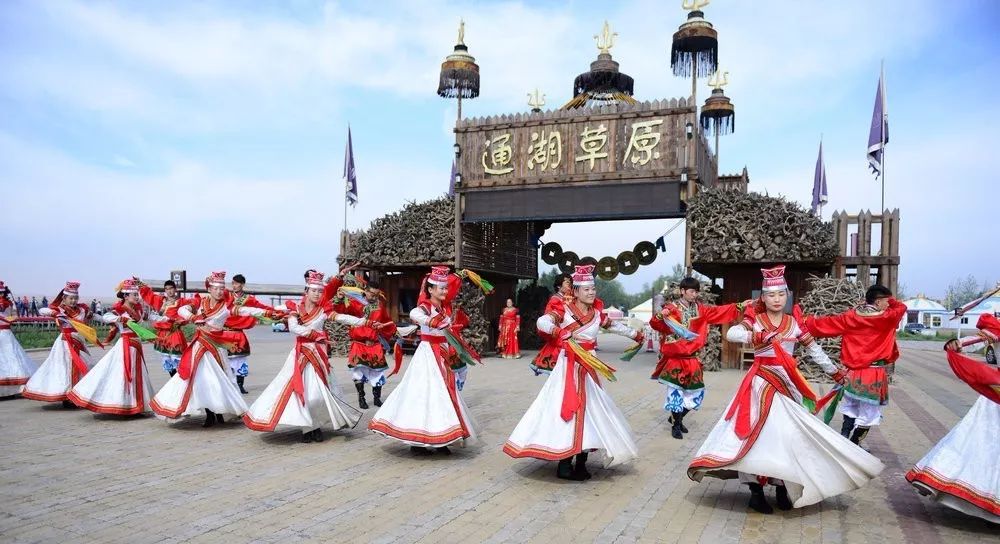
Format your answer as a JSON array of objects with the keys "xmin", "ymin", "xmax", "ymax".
[{"xmin": 898, "ymin": 295, "xmax": 948, "ymax": 330}]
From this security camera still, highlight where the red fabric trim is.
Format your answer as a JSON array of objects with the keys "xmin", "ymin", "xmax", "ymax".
[
  {"xmin": 67, "ymin": 340, "xmax": 147, "ymax": 416},
  {"xmin": 21, "ymin": 389, "xmax": 70, "ymax": 402},
  {"xmin": 688, "ymin": 381, "xmax": 779, "ymax": 473},
  {"xmin": 906, "ymin": 467, "xmax": 1000, "ymax": 516},
  {"xmin": 153, "ymin": 333, "xmax": 225, "ymax": 419},
  {"xmin": 367, "ymin": 420, "xmax": 466, "ymax": 445},
  {"xmin": 0, "ymin": 377, "xmax": 29, "ymax": 386}
]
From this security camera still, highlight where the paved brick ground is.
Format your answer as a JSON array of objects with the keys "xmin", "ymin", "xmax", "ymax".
[{"xmin": 1, "ymin": 330, "xmax": 997, "ymax": 543}]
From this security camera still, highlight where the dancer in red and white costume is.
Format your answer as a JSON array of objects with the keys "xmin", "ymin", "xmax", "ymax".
[
  {"xmin": 497, "ymin": 298, "xmax": 521, "ymax": 359},
  {"xmin": 244, "ymin": 271, "xmax": 362, "ymax": 442},
  {"xmin": 138, "ymin": 279, "xmax": 187, "ymax": 377},
  {"xmin": 151, "ymin": 271, "xmax": 281, "ymax": 427},
  {"xmin": 368, "ymin": 266, "xmax": 477, "ymax": 455},
  {"xmin": 0, "ymin": 281, "xmax": 37, "ymax": 397},
  {"xmin": 504, "ymin": 265, "xmax": 644, "ymax": 481},
  {"xmin": 905, "ymin": 314, "xmax": 1000, "ymax": 524},
  {"xmin": 530, "ymin": 273, "xmax": 573, "ymax": 375},
  {"xmin": 224, "ymin": 274, "xmax": 277, "ymax": 394},
  {"xmin": 22, "ymin": 281, "xmax": 95, "ymax": 406},
  {"xmin": 688, "ymin": 266, "xmax": 884, "ymax": 514},
  {"xmin": 330, "ymin": 276, "xmax": 399, "ymax": 409},
  {"xmin": 68, "ymin": 279, "xmax": 155, "ymax": 415}
]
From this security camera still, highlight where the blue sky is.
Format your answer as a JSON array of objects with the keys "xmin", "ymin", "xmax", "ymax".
[{"xmin": 1, "ymin": 0, "xmax": 998, "ymax": 299}]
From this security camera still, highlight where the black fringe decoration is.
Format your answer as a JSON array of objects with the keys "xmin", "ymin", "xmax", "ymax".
[
  {"xmin": 700, "ymin": 113, "xmax": 735, "ymax": 136},
  {"xmin": 438, "ymin": 69, "xmax": 480, "ymax": 99},
  {"xmin": 572, "ymin": 70, "xmax": 634, "ymax": 97},
  {"xmin": 670, "ymin": 46, "xmax": 718, "ymax": 78}
]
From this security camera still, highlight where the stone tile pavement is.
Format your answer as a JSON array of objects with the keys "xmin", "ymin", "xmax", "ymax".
[{"xmin": 1, "ymin": 329, "xmax": 997, "ymax": 543}]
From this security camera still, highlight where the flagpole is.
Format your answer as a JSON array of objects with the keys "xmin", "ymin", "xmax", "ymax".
[{"xmin": 880, "ymin": 60, "xmax": 886, "ymax": 214}]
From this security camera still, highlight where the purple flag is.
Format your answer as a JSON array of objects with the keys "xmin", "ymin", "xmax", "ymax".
[
  {"xmin": 867, "ymin": 71, "xmax": 888, "ymax": 178},
  {"xmin": 811, "ymin": 141, "xmax": 828, "ymax": 214},
  {"xmin": 447, "ymin": 159, "xmax": 457, "ymax": 196},
  {"xmin": 344, "ymin": 127, "xmax": 358, "ymax": 206}
]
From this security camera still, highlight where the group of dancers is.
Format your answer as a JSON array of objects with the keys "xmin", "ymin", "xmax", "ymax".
[{"xmin": 0, "ymin": 264, "xmax": 996, "ymax": 523}]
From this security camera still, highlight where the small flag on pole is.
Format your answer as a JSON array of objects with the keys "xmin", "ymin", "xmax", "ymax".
[
  {"xmin": 867, "ymin": 70, "xmax": 888, "ymax": 178},
  {"xmin": 344, "ymin": 127, "xmax": 358, "ymax": 206},
  {"xmin": 447, "ymin": 159, "xmax": 457, "ymax": 196},
  {"xmin": 811, "ymin": 140, "xmax": 828, "ymax": 215}
]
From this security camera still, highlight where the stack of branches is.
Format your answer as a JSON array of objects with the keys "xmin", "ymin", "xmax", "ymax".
[
  {"xmin": 688, "ymin": 189, "xmax": 838, "ymax": 263},
  {"xmin": 515, "ymin": 282, "xmax": 553, "ymax": 350},
  {"xmin": 661, "ymin": 283, "xmax": 725, "ymax": 371},
  {"xmin": 454, "ymin": 282, "xmax": 490, "ymax": 355},
  {"xmin": 340, "ymin": 196, "xmax": 455, "ymax": 266},
  {"xmin": 795, "ymin": 275, "xmax": 866, "ymax": 383}
]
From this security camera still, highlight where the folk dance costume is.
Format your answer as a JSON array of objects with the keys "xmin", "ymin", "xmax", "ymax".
[
  {"xmin": 326, "ymin": 276, "xmax": 398, "ymax": 409},
  {"xmin": 139, "ymin": 282, "xmax": 187, "ymax": 376},
  {"xmin": 22, "ymin": 282, "xmax": 96, "ymax": 404},
  {"xmin": 244, "ymin": 271, "xmax": 361, "ymax": 442},
  {"xmin": 905, "ymin": 314, "xmax": 1000, "ymax": 524},
  {"xmin": 151, "ymin": 271, "xmax": 278, "ymax": 427},
  {"xmin": 369, "ymin": 266, "xmax": 477, "ymax": 453},
  {"xmin": 688, "ymin": 266, "xmax": 883, "ymax": 513},
  {"xmin": 530, "ymin": 292, "xmax": 574, "ymax": 375},
  {"xmin": 67, "ymin": 280, "xmax": 155, "ymax": 415},
  {"xmin": 0, "ymin": 282, "xmax": 37, "ymax": 397},
  {"xmin": 223, "ymin": 282, "xmax": 276, "ymax": 394},
  {"xmin": 498, "ymin": 305, "xmax": 521, "ymax": 359},
  {"xmin": 649, "ymin": 298, "xmax": 741, "ymax": 439},
  {"xmin": 448, "ymin": 308, "xmax": 474, "ymax": 391},
  {"xmin": 504, "ymin": 265, "xmax": 643, "ymax": 481},
  {"xmin": 805, "ymin": 296, "xmax": 907, "ymax": 444}
]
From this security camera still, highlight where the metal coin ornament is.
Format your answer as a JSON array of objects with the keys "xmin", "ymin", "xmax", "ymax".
[
  {"xmin": 541, "ymin": 242, "xmax": 563, "ymax": 265},
  {"xmin": 617, "ymin": 251, "xmax": 639, "ymax": 275},
  {"xmin": 597, "ymin": 257, "xmax": 619, "ymax": 280},
  {"xmin": 558, "ymin": 251, "xmax": 580, "ymax": 274},
  {"xmin": 634, "ymin": 241, "xmax": 657, "ymax": 265}
]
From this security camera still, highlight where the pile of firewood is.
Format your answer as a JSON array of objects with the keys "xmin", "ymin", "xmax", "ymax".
[
  {"xmin": 341, "ymin": 197, "xmax": 455, "ymax": 266},
  {"xmin": 455, "ymin": 282, "xmax": 489, "ymax": 354},
  {"xmin": 795, "ymin": 275, "xmax": 866, "ymax": 382},
  {"xmin": 688, "ymin": 189, "xmax": 838, "ymax": 262},
  {"xmin": 515, "ymin": 283, "xmax": 553, "ymax": 350}
]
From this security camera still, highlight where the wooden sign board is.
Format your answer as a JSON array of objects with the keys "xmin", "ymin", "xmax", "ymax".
[{"xmin": 454, "ymin": 99, "xmax": 696, "ymax": 189}]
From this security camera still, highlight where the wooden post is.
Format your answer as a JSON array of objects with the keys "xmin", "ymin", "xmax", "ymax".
[{"xmin": 453, "ymin": 193, "xmax": 462, "ymax": 268}]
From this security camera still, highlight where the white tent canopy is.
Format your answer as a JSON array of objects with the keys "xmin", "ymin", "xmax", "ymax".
[{"xmin": 627, "ymin": 298, "xmax": 654, "ymax": 330}]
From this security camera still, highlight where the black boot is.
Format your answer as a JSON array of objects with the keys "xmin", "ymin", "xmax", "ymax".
[
  {"xmin": 216, "ymin": 413, "xmax": 225, "ymax": 423},
  {"xmin": 62, "ymin": 400, "xmax": 75, "ymax": 409},
  {"xmin": 311, "ymin": 428, "xmax": 324, "ymax": 442},
  {"xmin": 355, "ymin": 382, "xmax": 368, "ymax": 409},
  {"xmin": 748, "ymin": 483, "xmax": 773, "ymax": 514},
  {"xmin": 168, "ymin": 369, "xmax": 177, "ymax": 378},
  {"xmin": 436, "ymin": 446, "xmax": 451, "ymax": 455},
  {"xmin": 203, "ymin": 409, "xmax": 216, "ymax": 428},
  {"xmin": 840, "ymin": 415, "xmax": 855, "ymax": 438},
  {"xmin": 573, "ymin": 453, "xmax": 592, "ymax": 481},
  {"xmin": 236, "ymin": 376, "xmax": 249, "ymax": 395},
  {"xmin": 556, "ymin": 458, "xmax": 577, "ymax": 480},
  {"xmin": 850, "ymin": 426, "xmax": 870, "ymax": 447},
  {"xmin": 410, "ymin": 446, "xmax": 433, "ymax": 456},
  {"xmin": 372, "ymin": 386, "xmax": 383, "ymax": 407},
  {"xmin": 775, "ymin": 485, "xmax": 793, "ymax": 510},
  {"xmin": 668, "ymin": 408, "xmax": 690, "ymax": 434},
  {"xmin": 302, "ymin": 429, "xmax": 314, "ymax": 443}
]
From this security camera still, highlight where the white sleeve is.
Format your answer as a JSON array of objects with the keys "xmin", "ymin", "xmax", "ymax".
[
  {"xmin": 409, "ymin": 306, "xmax": 431, "ymax": 327},
  {"xmin": 604, "ymin": 319, "xmax": 638, "ymax": 340},
  {"xmin": 236, "ymin": 306, "xmax": 266, "ymax": 317},
  {"xmin": 334, "ymin": 313, "xmax": 366, "ymax": 327},
  {"xmin": 803, "ymin": 340, "xmax": 837, "ymax": 374},
  {"xmin": 39, "ymin": 307, "xmax": 55, "ymax": 317},
  {"xmin": 536, "ymin": 314, "xmax": 557, "ymax": 335},
  {"xmin": 726, "ymin": 323, "xmax": 751, "ymax": 343},
  {"xmin": 101, "ymin": 311, "xmax": 120, "ymax": 324},
  {"xmin": 148, "ymin": 311, "xmax": 168, "ymax": 323},
  {"xmin": 287, "ymin": 315, "xmax": 312, "ymax": 337},
  {"xmin": 177, "ymin": 305, "xmax": 194, "ymax": 320}
]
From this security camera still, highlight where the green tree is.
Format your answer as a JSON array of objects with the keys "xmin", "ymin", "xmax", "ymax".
[{"xmin": 944, "ymin": 275, "xmax": 982, "ymax": 310}]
